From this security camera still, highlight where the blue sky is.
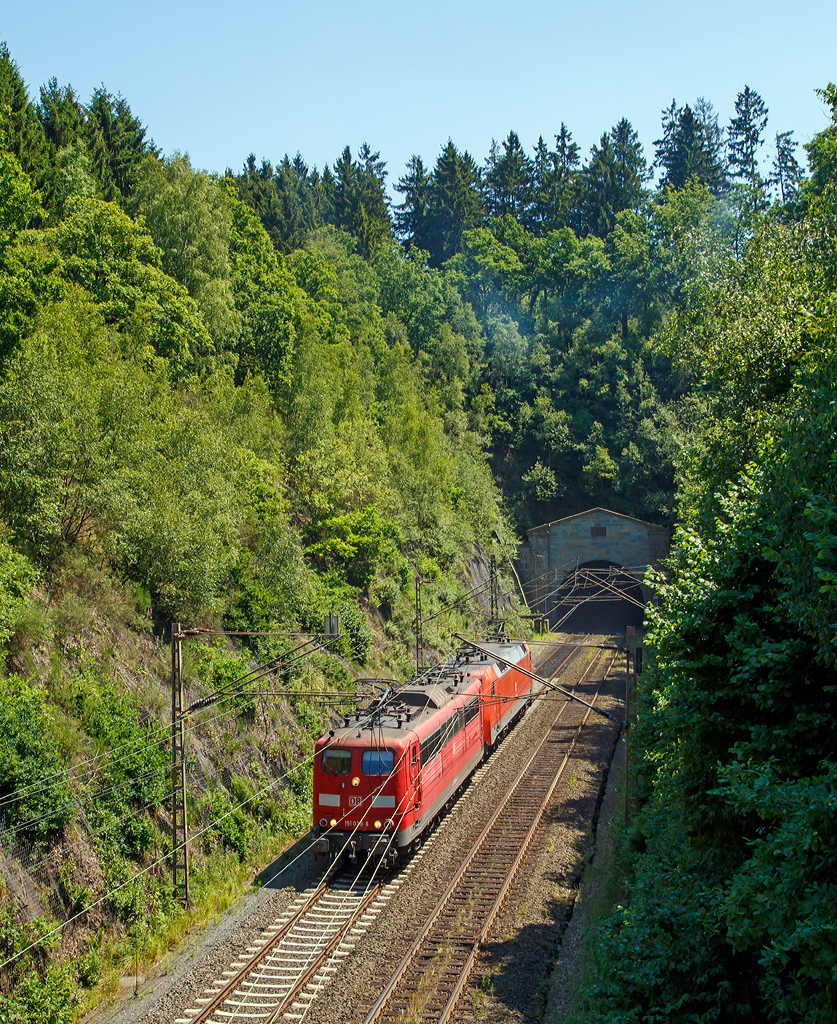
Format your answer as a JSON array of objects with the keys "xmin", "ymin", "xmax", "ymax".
[{"xmin": 2, "ymin": 1, "xmax": 835, "ymax": 189}]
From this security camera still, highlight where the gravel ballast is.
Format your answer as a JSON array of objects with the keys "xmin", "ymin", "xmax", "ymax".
[{"xmin": 101, "ymin": 637, "xmax": 624, "ymax": 1024}]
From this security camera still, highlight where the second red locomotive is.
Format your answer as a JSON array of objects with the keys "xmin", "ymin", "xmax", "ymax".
[{"xmin": 311, "ymin": 637, "xmax": 533, "ymax": 863}]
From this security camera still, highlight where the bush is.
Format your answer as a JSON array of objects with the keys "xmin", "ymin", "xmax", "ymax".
[
  {"xmin": 0, "ymin": 537, "xmax": 37, "ymax": 648},
  {"xmin": 0, "ymin": 674, "xmax": 73, "ymax": 839}
]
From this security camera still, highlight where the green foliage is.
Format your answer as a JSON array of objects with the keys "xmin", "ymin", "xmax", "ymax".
[
  {"xmin": 134, "ymin": 153, "xmax": 241, "ymax": 351},
  {"xmin": 0, "ymin": 674, "xmax": 73, "ymax": 838},
  {"xmin": 45, "ymin": 196, "xmax": 213, "ymax": 372},
  {"xmin": 0, "ymin": 147, "xmax": 41, "ymax": 259},
  {"xmin": 576, "ymin": 120, "xmax": 837, "ymax": 1024},
  {"xmin": 305, "ymin": 505, "xmax": 403, "ymax": 589},
  {"xmin": 0, "ymin": 43, "xmax": 51, "ymax": 202},
  {"xmin": 0, "ymin": 962, "xmax": 77, "ymax": 1024},
  {"xmin": 805, "ymin": 84, "xmax": 837, "ymax": 199},
  {"xmin": 227, "ymin": 189, "xmax": 311, "ymax": 390},
  {"xmin": 0, "ymin": 537, "xmax": 37, "ymax": 647}
]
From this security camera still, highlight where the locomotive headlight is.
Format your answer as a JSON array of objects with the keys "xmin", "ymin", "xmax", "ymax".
[
  {"xmin": 319, "ymin": 817, "xmax": 328, "ymax": 828},
  {"xmin": 329, "ymin": 818, "xmax": 337, "ymax": 828},
  {"xmin": 384, "ymin": 819, "xmax": 394, "ymax": 830},
  {"xmin": 373, "ymin": 820, "xmax": 382, "ymax": 829},
  {"xmin": 351, "ymin": 776, "xmax": 360, "ymax": 787}
]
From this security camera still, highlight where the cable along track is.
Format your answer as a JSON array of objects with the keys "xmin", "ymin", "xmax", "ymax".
[{"xmin": 360, "ymin": 643, "xmax": 617, "ymax": 1024}]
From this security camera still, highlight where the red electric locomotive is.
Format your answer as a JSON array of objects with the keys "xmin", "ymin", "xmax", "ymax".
[{"xmin": 311, "ymin": 637, "xmax": 532, "ymax": 863}]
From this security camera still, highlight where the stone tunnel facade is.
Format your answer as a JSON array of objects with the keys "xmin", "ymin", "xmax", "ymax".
[{"xmin": 516, "ymin": 507, "xmax": 670, "ymax": 615}]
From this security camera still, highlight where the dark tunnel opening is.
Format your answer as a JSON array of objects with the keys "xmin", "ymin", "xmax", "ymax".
[{"xmin": 548, "ymin": 560, "xmax": 646, "ymax": 634}]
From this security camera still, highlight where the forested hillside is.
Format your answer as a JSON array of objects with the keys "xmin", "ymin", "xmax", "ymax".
[
  {"xmin": 0, "ymin": 32, "xmax": 835, "ymax": 1023},
  {"xmin": 572, "ymin": 87, "xmax": 837, "ymax": 1023}
]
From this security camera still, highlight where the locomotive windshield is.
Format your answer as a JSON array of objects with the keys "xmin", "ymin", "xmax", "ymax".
[
  {"xmin": 362, "ymin": 749, "xmax": 395, "ymax": 775},
  {"xmin": 321, "ymin": 748, "xmax": 352, "ymax": 774}
]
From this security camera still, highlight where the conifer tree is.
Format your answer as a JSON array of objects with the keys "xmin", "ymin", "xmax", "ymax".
[
  {"xmin": 694, "ymin": 97, "xmax": 727, "ymax": 193},
  {"xmin": 235, "ymin": 155, "xmax": 284, "ymax": 249},
  {"xmin": 425, "ymin": 141, "xmax": 484, "ymax": 266},
  {"xmin": 329, "ymin": 144, "xmax": 390, "ymax": 258},
  {"xmin": 0, "ymin": 42, "xmax": 50, "ymax": 202},
  {"xmin": 483, "ymin": 130, "xmax": 534, "ymax": 222},
  {"xmin": 770, "ymin": 131, "xmax": 803, "ymax": 205},
  {"xmin": 272, "ymin": 153, "xmax": 320, "ymax": 252},
  {"xmin": 579, "ymin": 133, "xmax": 618, "ymax": 237},
  {"xmin": 531, "ymin": 124, "xmax": 581, "ymax": 234},
  {"xmin": 727, "ymin": 86, "xmax": 769, "ymax": 186},
  {"xmin": 655, "ymin": 100, "xmax": 727, "ymax": 195},
  {"xmin": 37, "ymin": 78, "xmax": 86, "ymax": 150},
  {"xmin": 611, "ymin": 117, "xmax": 651, "ymax": 210},
  {"xmin": 85, "ymin": 87, "xmax": 155, "ymax": 202},
  {"xmin": 394, "ymin": 154, "xmax": 431, "ymax": 251},
  {"xmin": 579, "ymin": 120, "xmax": 648, "ymax": 237}
]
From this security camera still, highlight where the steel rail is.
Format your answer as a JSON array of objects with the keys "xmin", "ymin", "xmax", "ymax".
[
  {"xmin": 362, "ymin": 641, "xmax": 605, "ymax": 1024},
  {"xmin": 437, "ymin": 649, "xmax": 618, "ymax": 1023},
  {"xmin": 185, "ymin": 874, "xmax": 334, "ymax": 1024},
  {"xmin": 263, "ymin": 880, "xmax": 384, "ymax": 1023},
  {"xmin": 183, "ymin": 634, "xmax": 581, "ymax": 1024}
]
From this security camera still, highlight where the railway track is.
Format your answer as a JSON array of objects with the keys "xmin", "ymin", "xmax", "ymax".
[
  {"xmin": 359, "ymin": 643, "xmax": 617, "ymax": 1024},
  {"xmin": 174, "ymin": 865, "xmax": 398, "ymax": 1024},
  {"xmin": 172, "ymin": 634, "xmax": 595, "ymax": 1024}
]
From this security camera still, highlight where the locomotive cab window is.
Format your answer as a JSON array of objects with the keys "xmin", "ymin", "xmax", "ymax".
[
  {"xmin": 321, "ymin": 748, "xmax": 352, "ymax": 774},
  {"xmin": 362, "ymin": 749, "xmax": 395, "ymax": 775}
]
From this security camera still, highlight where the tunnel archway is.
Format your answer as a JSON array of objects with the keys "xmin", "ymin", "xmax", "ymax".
[
  {"xmin": 548, "ymin": 560, "xmax": 646, "ymax": 634},
  {"xmin": 516, "ymin": 508, "xmax": 669, "ymax": 636}
]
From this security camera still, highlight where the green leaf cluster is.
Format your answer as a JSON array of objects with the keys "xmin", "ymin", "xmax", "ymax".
[{"xmin": 574, "ymin": 96, "xmax": 837, "ymax": 1024}]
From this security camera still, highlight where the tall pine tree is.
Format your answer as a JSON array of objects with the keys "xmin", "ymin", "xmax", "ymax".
[
  {"xmin": 328, "ymin": 144, "xmax": 390, "ymax": 258},
  {"xmin": 579, "ymin": 120, "xmax": 648, "ymax": 237},
  {"xmin": 655, "ymin": 99, "xmax": 727, "ymax": 195},
  {"xmin": 0, "ymin": 42, "xmax": 50, "ymax": 204},
  {"xmin": 727, "ymin": 85, "xmax": 769, "ymax": 186},
  {"xmin": 769, "ymin": 131, "xmax": 803, "ymax": 205},
  {"xmin": 531, "ymin": 124, "xmax": 581, "ymax": 234},
  {"xmin": 483, "ymin": 130, "xmax": 534, "ymax": 222},
  {"xmin": 85, "ymin": 87, "xmax": 155, "ymax": 202},
  {"xmin": 425, "ymin": 141, "xmax": 484, "ymax": 266},
  {"xmin": 394, "ymin": 154, "xmax": 431, "ymax": 252}
]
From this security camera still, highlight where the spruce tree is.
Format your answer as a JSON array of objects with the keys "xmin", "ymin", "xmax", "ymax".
[
  {"xmin": 611, "ymin": 118, "xmax": 651, "ymax": 210},
  {"xmin": 329, "ymin": 144, "xmax": 390, "ymax": 258},
  {"xmin": 483, "ymin": 130, "xmax": 534, "ymax": 222},
  {"xmin": 579, "ymin": 120, "xmax": 648, "ymax": 237},
  {"xmin": 37, "ymin": 78, "xmax": 86, "ymax": 150},
  {"xmin": 235, "ymin": 155, "xmax": 284, "ymax": 250},
  {"xmin": 394, "ymin": 155, "xmax": 431, "ymax": 251},
  {"xmin": 0, "ymin": 42, "xmax": 51, "ymax": 202},
  {"xmin": 272, "ymin": 153, "xmax": 319, "ymax": 252},
  {"xmin": 694, "ymin": 97, "xmax": 727, "ymax": 194},
  {"xmin": 727, "ymin": 85, "xmax": 769, "ymax": 186},
  {"xmin": 655, "ymin": 99, "xmax": 727, "ymax": 195},
  {"xmin": 579, "ymin": 133, "xmax": 618, "ymax": 237},
  {"xmin": 85, "ymin": 87, "xmax": 155, "ymax": 202},
  {"xmin": 425, "ymin": 141, "xmax": 484, "ymax": 266}
]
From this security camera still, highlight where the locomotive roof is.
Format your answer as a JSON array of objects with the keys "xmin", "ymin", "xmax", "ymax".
[{"xmin": 322, "ymin": 639, "xmax": 528, "ymax": 745}]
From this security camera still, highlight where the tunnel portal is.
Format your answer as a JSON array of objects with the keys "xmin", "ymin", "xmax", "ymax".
[{"xmin": 516, "ymin": 508, "xmax": 670, "ymax": 635}]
